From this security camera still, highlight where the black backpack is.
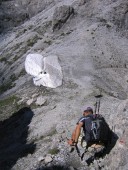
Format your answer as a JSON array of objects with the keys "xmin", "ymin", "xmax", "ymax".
[{"xmin": 84, "ymin": 114, "xmax": 112, "ymax": 145}]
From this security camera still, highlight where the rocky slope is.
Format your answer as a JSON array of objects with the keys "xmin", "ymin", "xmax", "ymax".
[{"xmin": 0, "ymin": 0, "xmax": 128, "ymax": 169}]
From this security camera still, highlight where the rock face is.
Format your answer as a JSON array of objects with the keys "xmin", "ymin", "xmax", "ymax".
[
  {"xmin": 52, "ymin": 5, "xmax": 74, "ymax": 31},
  {"xmin": 0, "ymin": 0, "xmax": 53, "ymax": 33},
  {"xmin": 0, "ymin": 0, "xmax": 128, "ymax": 170},
  {"xmin": 0, "ymin": 1, "xmax": 29, "ymax": 33}
]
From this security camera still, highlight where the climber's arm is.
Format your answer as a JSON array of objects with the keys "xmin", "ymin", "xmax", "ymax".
[
  {"xmin": 74, "ymin": 122, "xmax": 83, "ymax": 144},
  {"xmin": 68, "ymin": 122, "xmax": 83, "ymax": 145}
]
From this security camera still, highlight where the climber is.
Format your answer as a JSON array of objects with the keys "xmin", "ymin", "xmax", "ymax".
[
  {"xmin": 68, "ymin": 107, "xmax": 96, "ymax": 147},
  {"xmin": 67, "ymin": 106, "xmax": 112, "ymax": 161}
]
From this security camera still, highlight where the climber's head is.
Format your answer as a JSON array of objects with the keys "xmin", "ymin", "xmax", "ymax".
[{"xmin": 83, "ymin": 107, "xmax": 93, "ymax": 116}]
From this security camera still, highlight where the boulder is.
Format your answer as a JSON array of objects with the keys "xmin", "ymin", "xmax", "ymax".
[
  {"xmin": 38, "ymin": 156, "xmax": 45, "ymax": 162},
  {"xmin": 44, "ymin": 155, "xmax": 53, "ymax": 164},
  {"xmin": 35, "ymin": 96, "xmax": 47, "ymax": 106},
  {"xmin": 69, "ymin": 166, "xmax": 75, "ymax": 170},
  {"xmin": 78, "ymin": 0, "xmax": 86, "ymax": 6},
  {"xmin": 52, "ymin": 5, "xmax": 74, "ymax": 31},
  {"xmin": 26, "ymin": 98, "xmax": 34, "ymax": 105}
]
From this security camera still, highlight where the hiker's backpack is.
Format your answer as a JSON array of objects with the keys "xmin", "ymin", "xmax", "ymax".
[{"xmin": 84, "ymin": 114, "xmax": 112, "ymax": 145}]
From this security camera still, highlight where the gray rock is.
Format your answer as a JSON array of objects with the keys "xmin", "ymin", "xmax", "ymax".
[
  {"xmin": 0, "ymin": 1, "xmax": 29, "ymax": 33},
  {"xmin": 52, "ymin": 5, "xmax": 74, "ymax": 31},
  {"xmin": 90, "ymin": 167, "xmax": 95, "ymax": 170},
  {"xmin": 1, "ymin": 0, "xmax": 128, "ymax": 170},
  {"xmin": 93, "ymin": 160, "xmax": 99, "ymax": 170},
  {"xmin": 38, "ymin": 156, "xmax": 45, "ymax": 162},
  {"xmin": 124, "ymin": 12, "xmax": 128, "ymax": 30},
  {"xmin": 78, "ymin": 0, "xmax": 86, "ymax": 6},
  {"xmin": 0, "ymin": 0, "xmax": 53, "ymax": 32},
  {"xmin": 69, "ymin": 166, "xmax": 74, "ymax": 170},
  {"xmin": 17, "ymin": 99, "xmax": 24, "ymax": 105},
  {"xmin": 26, "ymin": 98, "xmax": 33, "ymax": 105},
  {"xmin": 44, "ymin": 155, "xmax": 53, "ymax": 164},
  {"xmin": 35, "ymin": 96, "xmax": 47, "ymax": 106},
  {"xmin": 32, "ymin": 93, "xmax": 39, "ymax": 98},
  {"xmin": 56, "ymin": 121, "xmax": 68, "ymax": 134}
]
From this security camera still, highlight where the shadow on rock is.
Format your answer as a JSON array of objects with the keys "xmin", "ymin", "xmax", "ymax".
[
  {"xmin": 103, "ymin": 131, "xmax": 119, "ymax": 155},
  {"xmin": 86, "ymin": 131, "xmax": 119, "ymax": 166},
  {"xmin": 0, "ymin": 107, "xmax": 36, "ymax": 170}
]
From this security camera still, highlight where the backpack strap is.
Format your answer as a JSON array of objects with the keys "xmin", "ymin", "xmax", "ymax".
[{"xmin": 91, "ymin": 119, "xmax": 102, "ymax": 140}]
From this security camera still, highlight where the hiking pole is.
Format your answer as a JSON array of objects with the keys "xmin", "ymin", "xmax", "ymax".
[
  {"xmin": 98, "ymin": 97, "xmax": 100, "ymax": 115},
  {"xmin": 75, "ymin": 144, "xmax": 81, "ymax": 157},
  {"xmin": 94, "ymin": 100, "xmax": 98, "ymax": 115},
  {"xmin": 70, "ymin": 144, "xmax": 81, "ymax": 157},
  {"xmin": 95, "ymin": 94, "xmax": 103, "ymax": 115},
  {"xmin": 81, "ymin": 149, "xmax": 88, "ymax": 161}
]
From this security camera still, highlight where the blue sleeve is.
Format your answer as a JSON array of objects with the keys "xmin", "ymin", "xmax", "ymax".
[{"xmin": 76, "ymin": 116, "xmax": 85, "ymax": 124}]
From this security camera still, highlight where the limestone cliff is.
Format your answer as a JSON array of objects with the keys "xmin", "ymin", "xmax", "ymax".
[{"xmin": 0, "ymin": 0, "xmax": 128, "ymax": 170}]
